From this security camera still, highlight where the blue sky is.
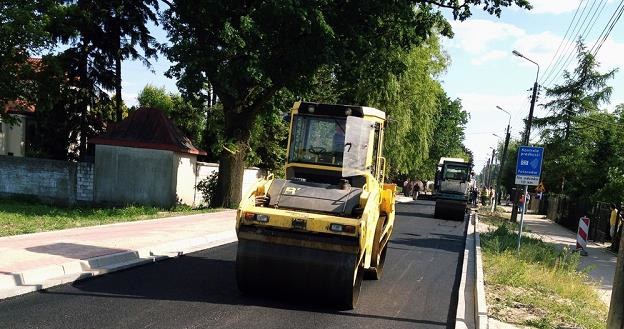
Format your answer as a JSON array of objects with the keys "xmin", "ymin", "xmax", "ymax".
[
  {"xmin": 441, "ymin": 0, "xmax": 624, "ymax": 172},
  {"xmin": 120, "ymin": 0, "xmax": 624, "ymax": 173}
]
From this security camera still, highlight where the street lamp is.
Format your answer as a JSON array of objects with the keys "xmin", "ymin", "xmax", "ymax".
[
  {"xmin": 496, "ymin": 105, "xmax": 511, "ymax": 127},
  {"xmin": 493, "ymin": 106, "xmax": 512, "ymax": 210},
  {"xmin": 512, "ymin": 50, "xmax": 541, "ymax": 251},
  {"xmin": 512, "ymin": 50, "xmax": 540, "ymax": 145}
]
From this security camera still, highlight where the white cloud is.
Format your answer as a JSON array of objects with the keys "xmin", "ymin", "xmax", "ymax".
[
  {"xmin": 458, "ymin": 92, "xmax": 529, "ymax": 172},
  {"xmin": 594, "ymin": 37, "xmax": 624, "ymax": 71},
  {"xmin": 446, "ymin": 20, "xmax": 561, "ymax": 67},
  {"xmin": 529, "ymin": 0, "xmax": 582, "ymax": 15},
  {"xmin": 448, "ymin": 19, "xmax": 525, "ymax": 55},
  {"xmin": 471, "ymin": 50, "xmax": 508, "ymax": 65},
  {"xmin": 511, "ymin": 31, "xmax": 562, "ymax": 67}
]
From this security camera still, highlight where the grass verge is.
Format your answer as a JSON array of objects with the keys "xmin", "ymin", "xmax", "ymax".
[
  {"xmin": 0, "ymin": 198, "xmax": 217, "ymax": 237},
  {"xmin": 480, "ymin": 213, "xmax": 607, "ymax": 329}
]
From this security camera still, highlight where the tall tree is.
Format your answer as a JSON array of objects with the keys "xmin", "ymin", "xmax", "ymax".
[
  {"xmin": 163, "ymin": 0, "xmax": 531, "ymax": 208},
  {"xmin": 345, "ymin": 35, "xmax": 452, "ymax": 179},
  {"xmin": 49, "ymin": 1, "xmax": 117, "ymax": 158},
  {"xmin": 101, "ymin": 0, "xmax": 159, "ymax": 122},
  {"xmin": 534, "ymin": 40, "xmax": 616, "ymax": 140},
  {"xmin": 534, "ymin": 40, "xmax": 617, "ymax": 197},
  {"xmin": 0, "ymin": 0, "xmax": 54, "ymax": 123},
  {"xmin": 426, "ymin": 93, "xmax": 470, "ymax": 178},
  {"xmin": 137, "ymin": 84, "xmax": 174, "ymax": 112}
]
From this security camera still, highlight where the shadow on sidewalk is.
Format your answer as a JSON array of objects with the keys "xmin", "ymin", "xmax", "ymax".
[{"xmin": 26, "ymin": 243, "xmax": 128, "ymax": 260}]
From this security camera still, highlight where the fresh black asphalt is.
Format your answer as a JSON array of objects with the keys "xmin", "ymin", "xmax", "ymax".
[{"xmin": 0, "ymin": 200, "xmax": 467, "ymax": 329}]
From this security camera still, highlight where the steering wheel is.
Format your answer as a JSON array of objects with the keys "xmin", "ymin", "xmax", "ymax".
[{"xmin": 308, "ymin": 146, "xmax": 327, "ymax": 155}]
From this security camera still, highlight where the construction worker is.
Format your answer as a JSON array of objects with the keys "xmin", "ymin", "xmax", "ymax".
[{"xmin": 610, "ymin": 203, "xmax": 623, "ymax": 252}]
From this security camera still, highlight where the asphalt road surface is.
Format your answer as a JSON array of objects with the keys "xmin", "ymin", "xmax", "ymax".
[{"xmin": 0, "ymin": 200, "xmax": 467, "ymax": 329}]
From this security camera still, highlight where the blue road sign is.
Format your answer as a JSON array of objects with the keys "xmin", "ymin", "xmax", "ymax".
[{"xmin": 515, "ymin": 146, "xmax": 544, "ymax": 186}]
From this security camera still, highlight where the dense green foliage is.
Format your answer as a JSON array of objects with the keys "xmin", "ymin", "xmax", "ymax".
[
  {"xmin": 136, "ymin": 84, "xmax": 205, "ymax": 145},
  {"xmin": 0, "ymin": 0, "xmax": 533, "ymax": 207},
  {"xmin": 0, "ymin": 0, "xmax": 54, "ymax": 124},
  {"xmin": 100, "ymin": 0, "xmax": 159, "ymax": 122},
  {"xmin": 338, "ymin": 35, "xmax": 470, "ymax": 180},
  {"xmin": 0, "ymin": 0, "xmax": 159, "ymax": 159},
  {"xmin": 162, "ymin": 0, "xmax": 528, "ymax": 207},
  {"xmin": 531, "ymin": 41, "xmax": 623, "ymax": 202}
]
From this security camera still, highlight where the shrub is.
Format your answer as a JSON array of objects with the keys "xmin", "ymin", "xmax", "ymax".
[{"xmin": 196, "ymin": 171, "xmax": 219, "ymax": 208}]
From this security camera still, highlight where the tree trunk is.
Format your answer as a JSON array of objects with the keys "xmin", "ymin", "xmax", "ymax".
[
  {"xmin": 114, "ymin": 10, "xmax": 123, "ymax": 122},
  {"xmin": 213, "ymin": 105, "xmax": 255, "ymax": 208},
  {"xmin": 115, "ymin": 54, "xmax": 122, "ymax": 122},
  {"xmin": 215, "ymin": 144, "xmax": 247, "ymax": 208},
  {"xmin": 79, "ymin": 40, "xmax": 89, "ymax": 160}
]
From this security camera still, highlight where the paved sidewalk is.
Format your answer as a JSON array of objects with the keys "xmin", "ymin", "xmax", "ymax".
[
  {"xmin": 498, "ymin": 206, "xmax": 616, "ymax": 305},
  {"xmin": 0, "ymin": 210, "xmax": 237, "ymax": 299}
]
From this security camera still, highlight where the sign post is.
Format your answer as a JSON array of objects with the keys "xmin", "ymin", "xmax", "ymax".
[{"xmin": 515, "ymin": 146, "xmax": 544, "ymax": 252}]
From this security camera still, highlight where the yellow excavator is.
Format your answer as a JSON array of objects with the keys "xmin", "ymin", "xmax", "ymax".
[{"xmin": 236, "ymin": 101, "xmax": 396, "ymax": 309}]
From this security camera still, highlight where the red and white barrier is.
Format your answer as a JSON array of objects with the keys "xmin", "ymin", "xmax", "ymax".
[{"xmin": 576, "ymin": 216, "xmax": 590, "ymax": 255}]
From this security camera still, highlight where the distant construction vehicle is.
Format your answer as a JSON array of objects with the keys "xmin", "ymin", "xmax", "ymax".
[
  {"xmin": 433, "ymin": 157, "xmax": 472, "ymax": 221},
  {"xmin": 235, "ymin": 101, "xmax": 396, "ymax": 309}
]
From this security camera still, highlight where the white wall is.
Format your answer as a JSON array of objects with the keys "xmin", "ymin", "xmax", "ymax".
[
  {"xmin": 0, "ymin": 115, "xmax": 25, "ymax": 157},
  {"xmin": 92, "ymin": 145, "xmax": 262, "ymax": 208},
  {"xmin": 174, "ymin": 153, "xmax": 197, "ymax": 206},
  {"xmin": 193, "ymin": 162, "xmax": 261, "ymax": 206}
]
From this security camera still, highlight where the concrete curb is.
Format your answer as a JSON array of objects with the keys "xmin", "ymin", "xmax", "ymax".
[
  {"xmin": 0, "ymin": 230, "xmax": 237, "ymax": 300},
  {"xmin": 455, "ymin": 211, "xmax": 489, "ymax": 329},
  {"xmin": 455, "ymin": 212, "xmax": 476, "ymax": 329},
  {"xmin": 474, "ymin": 213, "xmax": 489, "ymax": 329}
]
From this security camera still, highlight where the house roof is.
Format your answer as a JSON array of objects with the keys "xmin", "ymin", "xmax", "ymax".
[
  {"xmin": 4, "ymin": 99, "xmax": 35, "ymax": 115},
  {"xmin": 89, "ymin": 107, "xmax": 207, "ymax": 156},
  {"xmin": 4, "ymin": 58, "xmax": 42, "ymax": 115}
]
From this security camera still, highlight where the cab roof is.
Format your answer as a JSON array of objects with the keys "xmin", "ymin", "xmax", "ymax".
[{"xmin": 293, "ymin": 101, "xmax": 386, "ymax": 121}]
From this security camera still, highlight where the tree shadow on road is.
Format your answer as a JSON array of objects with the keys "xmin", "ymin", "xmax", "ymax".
[{"xmin": 36, "ymin": 243, "xmax": 448, "ymax": 328}]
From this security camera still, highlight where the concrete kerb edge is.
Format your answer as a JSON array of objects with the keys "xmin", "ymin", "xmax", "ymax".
[
  {"xmin": 0, "ymin": 230, "xmax": 238, "ymax": 300},
  {"xmin": 474, "ymin": 213, "xmax": 489, "ymax": 329},
  {"xmin": 455, "ymin": 211, "xmax": 476, "ymax": 329}
]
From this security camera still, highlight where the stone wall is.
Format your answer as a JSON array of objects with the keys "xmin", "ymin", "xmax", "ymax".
[
  {"xmin": 76, "ymin": 162, "xmax": 94, "ymax": 201},
  {"xmin": 0, "ymin": 152, "xmax": 259, "ymax": 208},
  {"xmin": 0, "ymin": 156, "xmax": 93, "ymax": 204}
]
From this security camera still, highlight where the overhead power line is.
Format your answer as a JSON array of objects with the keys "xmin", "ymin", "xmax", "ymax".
[
  {"xmin": 539, "ymin": 0, "xmax": 586, "ymax": 85},
  {"xmin": 589, "ymin": 0, "xmax": 624, "ymax": 57},
  {"xmin": 542, "ymin": 0, "xmax": 607, "ymax": 88},
  {"xmin": 540, "ymin": 0, "xmax": 593, "ymax": 86},
  {"xmin": 546, "ymin": 0, "xmax": 623, "ymax": 89}
]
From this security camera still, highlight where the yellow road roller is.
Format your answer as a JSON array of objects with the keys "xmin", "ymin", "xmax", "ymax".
[{"xmin": 236, "ymin": 101, "xmax": 396, "ymax": 309}]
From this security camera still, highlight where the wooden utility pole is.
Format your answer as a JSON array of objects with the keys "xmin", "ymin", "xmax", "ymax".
[{"xmin": 608, "ymin": 224, "xmax": 624, "ymax": 328}]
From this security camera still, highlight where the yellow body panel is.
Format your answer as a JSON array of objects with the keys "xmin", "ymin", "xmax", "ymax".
[{"xmin": 237, "ymin": 101, "xmax": 396, "ymax": 271}]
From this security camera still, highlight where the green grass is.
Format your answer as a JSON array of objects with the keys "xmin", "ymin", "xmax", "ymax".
[
  {"xmin": 0, "ymin": 198, "xmax": 216, "ymax": 237},
  {"xmin": 481, "ymin": 222, "xmax": 607, "ymax": 329}
]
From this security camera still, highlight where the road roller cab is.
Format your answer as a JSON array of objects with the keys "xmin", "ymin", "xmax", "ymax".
[{"xmin": 236, "ymin": 101, "xmax": 396, "ymax": 309}]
